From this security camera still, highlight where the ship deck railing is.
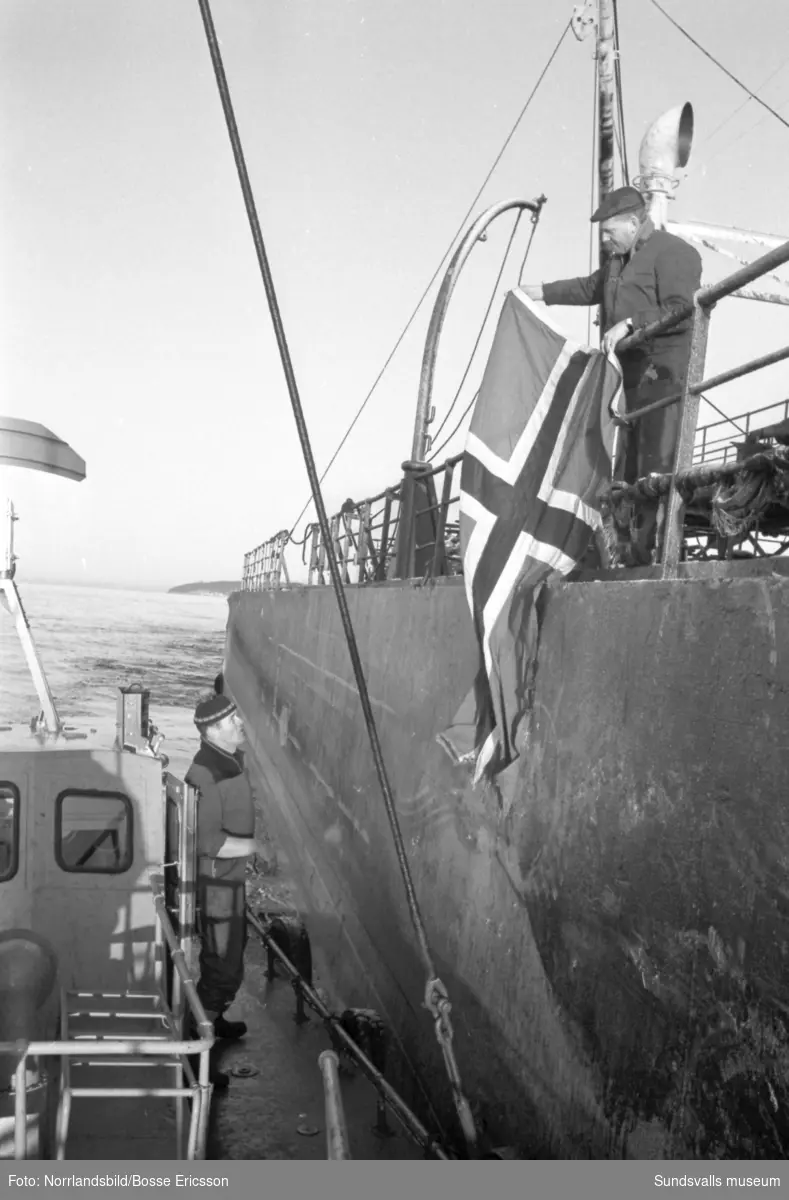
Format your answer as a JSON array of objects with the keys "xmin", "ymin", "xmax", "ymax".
[
  {"xmin": 242, "ymin": 456, "xmax": 466, "ymax": 590},
  {"xmin": 0, "ymin": 875, "xmax": 214, "ymax": 1161},
  {"xmin": 241, "ymin": 234, "xmax": 789, "ymax": 587},
  {"xmin": 692, "ymin": 396, "xmax": 789, "ymax": 467}
]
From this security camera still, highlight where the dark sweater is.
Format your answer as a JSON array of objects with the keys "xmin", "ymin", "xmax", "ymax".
[
  {"xmin": 542, "ymin": 219, "xmax": 702, "ymax": 378},
  {"xmin": 185, "ymin": 739, "xmax": 256, "ymax": 882}
]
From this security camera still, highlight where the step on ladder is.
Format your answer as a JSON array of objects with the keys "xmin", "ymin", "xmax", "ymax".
[{"xmin": 56, "ymin": 989, "xmax": 211, "ymax": 1160}]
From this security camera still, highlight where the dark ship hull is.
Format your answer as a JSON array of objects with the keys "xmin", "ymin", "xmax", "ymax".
[{"xmin": 224, "ymin": 557, "xmax": 789, "ymax": 1158}]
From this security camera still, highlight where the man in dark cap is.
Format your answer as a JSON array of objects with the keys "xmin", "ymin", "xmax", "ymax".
[
  {"xmin": 523, "ymin": 185, "xmax": 702, "ymax": 564},
  {"xmin": 185, "ymin": 690, "xmax": 261, "ymax": 1088}
]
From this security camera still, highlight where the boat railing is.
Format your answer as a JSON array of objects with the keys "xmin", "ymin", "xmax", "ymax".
[
  {"xmin": 242, "ymin": 529, "xmax": 291, "ymax": 591},
  {"xmin": 247, "ymin": 908, "xmax": 450, "ymax": 1158},
  {"xmin": 0, "ymin": 879, "xmax": 214, "ymax": 1161},
  {"xmin": 693, "ymin": 396, "xmax": 789, "ymax": 468},
  {"xmin": 241, "ymin": 234, "xmax": 789, "ymax": 589},
  {"xmin": 242, "ymin": 453, "xmax": 466, "ymax": 590},
  {"xmin": 240, "ymin": 392, "xmax": 786, "ymax": 588},
  {"xmin": 615, "ymin": 236, "xmax": 789, "ymax": 572},
  {"xmin": 236, "ymin": 451, "xmax": 462, "ymax": 588},
  {"xmin": 318, "ymin": 1050, "xmax": 352, "ymax": 1160}
]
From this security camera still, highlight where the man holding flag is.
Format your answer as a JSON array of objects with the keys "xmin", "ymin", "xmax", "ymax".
[
  {"xmin": 441, "ymin": 186, "xmax": 701, "ymax": 785},
  {"xmin": 523, "ymin": 185, "xmax": 702, "ymax": 565},
  {"xmin": 439, "ymin": 270, "xmax": 623, "ymax": 783}
]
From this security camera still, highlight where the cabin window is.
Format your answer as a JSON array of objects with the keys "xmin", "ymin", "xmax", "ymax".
[
  {"xmin": 0, "ymin": 784, "xmax": 20, "ymax": 882},
  {"xmin": 55, "ymin": 790, "xmax": 133, "ymax": 874}
]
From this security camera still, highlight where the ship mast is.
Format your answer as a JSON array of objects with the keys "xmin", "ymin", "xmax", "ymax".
[
  {"xmin": 594, "ymin": 0, "xmax": 618, "ymax": 343},
  {"xmin": 595, "ymin": 0, "xmax": 618, "ymax": 207}
]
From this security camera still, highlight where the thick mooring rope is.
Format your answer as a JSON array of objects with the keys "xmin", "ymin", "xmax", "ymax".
[
  {"xmin": 195, "ymin": 0, "xmax": 478, "ymax": 1156},
  {"xmin": 609, "ymin": 446, "xmax": 789, "ymax": 541}
]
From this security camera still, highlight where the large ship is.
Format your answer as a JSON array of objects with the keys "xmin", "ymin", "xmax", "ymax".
[{"xmin": 216, "ymin": 0, "xmax": 789, "ymax": 1162}]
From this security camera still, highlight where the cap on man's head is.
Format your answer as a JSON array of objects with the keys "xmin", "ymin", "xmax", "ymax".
[
  {"xmin": 194, "ymin": 692, "xmax": 237, "ymax": 729},
  {"xmin": 590, "ymin": 186, "xmax": 645, "ymax": 223}
]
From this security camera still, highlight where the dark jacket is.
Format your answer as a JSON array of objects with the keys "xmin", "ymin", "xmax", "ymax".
[
  {"xmin": 542, "ymin": 220, "xmax": 702, "ymax": 383},
  {"xmin": 185, "ymin": 739, "xmax": 256, "ymax": 883}
]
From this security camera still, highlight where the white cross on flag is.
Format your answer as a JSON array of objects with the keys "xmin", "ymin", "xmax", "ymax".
[{"xmin": 438, "ymin": 289, "xmax": 623, "ymax": 782}]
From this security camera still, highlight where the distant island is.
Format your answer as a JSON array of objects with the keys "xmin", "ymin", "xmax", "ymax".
[{"xmin": 168, "ymin": 580, "xmax": 241, "ymax": 596}]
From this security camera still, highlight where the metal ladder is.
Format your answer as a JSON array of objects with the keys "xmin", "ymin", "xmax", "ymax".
[{"xmin": 55, "ymin": 987, "xmax": 208, "ymax": 1160}]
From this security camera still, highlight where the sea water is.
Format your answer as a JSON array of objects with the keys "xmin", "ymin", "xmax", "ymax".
[{"xmin": 0, "ymin": 581, "xmax": 228, "ymax": 777}]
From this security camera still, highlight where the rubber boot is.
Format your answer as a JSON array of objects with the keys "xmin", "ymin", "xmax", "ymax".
[{"xmin": 214, "ymin": 1014, "xmax": 247, "ymax": 1040}]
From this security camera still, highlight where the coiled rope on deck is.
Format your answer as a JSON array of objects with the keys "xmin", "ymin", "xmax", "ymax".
[
  {"xmin": 195, "ymin": 0, "xmax": 479, "ymax": 1156},
  {"xmin": 608, "ymin": 446, "xmax": 789, "ymax": 544}
]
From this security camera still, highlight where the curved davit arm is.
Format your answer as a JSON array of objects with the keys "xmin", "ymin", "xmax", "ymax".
[{"xmin": 410, "ymin": 197, "xmax": 546, "ymax": 463}]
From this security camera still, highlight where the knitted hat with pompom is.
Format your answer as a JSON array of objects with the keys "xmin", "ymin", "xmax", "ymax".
[{"xmin": 194, "ymin": 692, "xmax": 237, "ymax": 729}]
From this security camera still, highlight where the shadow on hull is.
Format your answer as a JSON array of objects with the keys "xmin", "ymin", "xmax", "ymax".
[{"xmin": 225, "ymin": 563, "xmax": 789, "ymax": 1159}]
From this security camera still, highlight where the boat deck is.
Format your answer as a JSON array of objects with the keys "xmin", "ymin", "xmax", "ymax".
[
  {"xmin": 204, "ymin": 931, "xmax": 423, "ymax": 1161},
  {"xmin": 56, "ymin": 930, "xmax": 423, "ymax": 1161}
]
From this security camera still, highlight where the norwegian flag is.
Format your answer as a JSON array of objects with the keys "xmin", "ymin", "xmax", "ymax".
[{"xmin": 438, "ymin": 289, "xmax": 623, "ymax": 782}]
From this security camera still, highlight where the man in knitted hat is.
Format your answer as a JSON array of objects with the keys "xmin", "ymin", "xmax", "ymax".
[
  {"xmin": 185, "ymin": 689, "xmax": 262, "ymax": 1087},
  {"xmin": 523, "ymin": 186, "xmax": 702, "ymax": 564}
]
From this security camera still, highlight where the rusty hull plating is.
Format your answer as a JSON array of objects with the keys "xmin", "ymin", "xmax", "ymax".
[
  {"xmin": 223, "ymin": 558, "xmax": 789, "ymax": 1158},
  {"xmin": 225, "ymin": 228, "xmax": 789, "ymax": 1157}
]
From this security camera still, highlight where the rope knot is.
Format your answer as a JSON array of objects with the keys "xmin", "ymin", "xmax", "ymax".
[{"xmin": 424, "ymin": 977, "xmax": 455, "ymax": 1046}]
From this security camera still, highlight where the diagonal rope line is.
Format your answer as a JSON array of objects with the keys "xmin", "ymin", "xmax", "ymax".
[
  {"xmin": 701, "ymin": 55, "xmax": 789, "ymax": 145},
  {"xmin": 287, "ymin": 18, "xmax": 574, "ymax": 536},
  {"xmin": 427, "ymin": 213, "xmax": 542, "ymax": 462},
  {"xmin": 649, "ymin": 0, "xmax": 789, "ymax": 132},
  {"xmin": 196, "ymin": 0, "xmax": 479, "ymax": 1156}
]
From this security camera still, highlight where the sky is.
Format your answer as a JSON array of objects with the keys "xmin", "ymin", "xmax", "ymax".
[{"xmin": 0, "ymin": 0, "xmax": 788, "ymax": 590}]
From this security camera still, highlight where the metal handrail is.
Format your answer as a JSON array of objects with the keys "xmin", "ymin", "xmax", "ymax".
[
  {"xmin": 149, "ymin": 874, "xmax": 211, "ymax": 1030},
  {"xmin": 2, "ymin": 877, "xmax": 214, "ymax": 1161},
  {"xmin": 618, "ymin": 237, "xmax": 789, "ymax": 355},
  {"xmin": 696, "ymin": 397, "xmax": 789, "ymax": 439},
  {"xmin": 0, "ymin": 1036, "xmax": 213, "ymax": 1056},
  {"xmin": 247, "ymin": 908, "xmax": 451, "ymax": 1158},
  {"xmin": 241, "ymin": 451, "xmax": 466, "ymax": 590},
  {"xmin": 241, "ymin": 233, "xmax": 789, "ymax": 587},
  {"xmin": 318, "ymin": 1050, "xmax": 352, "ymax": 1160},
  {"xmin": 622, "ymin": 347, "xmax": 789, "ymax": 426},
  {"xmin": 412, "ymin": 198, "xmax": 545, "ymax": 461}
]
